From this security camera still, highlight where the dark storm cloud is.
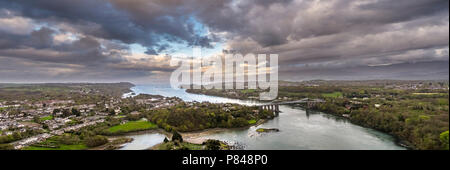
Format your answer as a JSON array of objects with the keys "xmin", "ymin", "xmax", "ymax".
[
  {"xmin": 190, "ymin": 0, "xmax": 448, "ymax": 80},
  {"xmin": 0, "ymin": 0, "xmax": 448, "ymax": 82},
  {"xmin": 0, "ymin": 28, "xmax": 55, "ymax": 50},
  {"xmin": 1, "ymin": 0, "xmax": 215, "ymax": 52},
  {"xmin": 0, "ymin": 56, "xmax": 164, "ymax": 83},
  {"xmin": 196, "ymin": 0, "xmax": 448, "ymax": 46},
  {"xmin": 358, "ymin": 0, "xmax": 447, "ymax": 23},
  {"xmin": 29, "ymin": 27, "xmax": 54, "ymax": 49},
  {"xmin": 0, "ymin": 27, "xmax": 123, "ymax": 65},
  {"xmin": 279, "ymin": 61, "xmax": 449, "ymax": 81}
]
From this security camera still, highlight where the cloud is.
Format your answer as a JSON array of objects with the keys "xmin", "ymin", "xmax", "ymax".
[
  {"xmin": 193, "ymin": 0, "xmax": 449, "ymax": 80},
  {"xmin": 0, "ymin": 0, "xmax": 448, "ymax": 82},
  {"xmin": 0, "ymin": 16, "xmax": 34, "ymax": 35},
  {"xmin": 2, "ymin": 0, "xmax": 217, "ymax": 52}
]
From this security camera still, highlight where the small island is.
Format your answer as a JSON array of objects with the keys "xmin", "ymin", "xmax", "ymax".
[{"xmin": 256, "ymin": 128, "xmax": 280, "ymax": 133}]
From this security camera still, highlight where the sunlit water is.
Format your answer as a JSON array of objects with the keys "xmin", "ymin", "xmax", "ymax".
[
  {"xmin": 124, "ymin": 84, "xmax": 259, "ymax": 105},
  {"xmin": 119, "ymin": 133, "xmax": 166, "ymax": 150},
  {"xmin": 119, "ymin": 84, "xmax": 405, "ymax": 150}
]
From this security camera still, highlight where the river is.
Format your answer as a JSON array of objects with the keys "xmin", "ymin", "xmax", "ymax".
[{"xmin": 120, "ymin": 84, "xmax": 405, "ymax": 150}]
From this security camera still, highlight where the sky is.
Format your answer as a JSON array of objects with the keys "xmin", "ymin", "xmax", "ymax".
[{"xmin": 0, "ymin": 0, "xmax": 448, "ymax": 84}]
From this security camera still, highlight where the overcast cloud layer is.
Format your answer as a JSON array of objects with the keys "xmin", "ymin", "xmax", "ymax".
[{"xmin": 0, "ymin": 0, "xmax": 448, "ymax": 83}]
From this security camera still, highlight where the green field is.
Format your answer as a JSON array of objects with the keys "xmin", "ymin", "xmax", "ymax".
[
  {"xmin": 248, "ymin": 119, "xmax": 257, "ymax": 124},
  {"xmin": 40, "ymin": 115, "xmax": 53, "ymax": 121},
  {"xmin": 21, "ymin": 135, "xmax": 88, "ymax": 150},
  {"xmin": 180, "ymin": 142, "xmax": 204, "ymax": 150},
  {"xmin": 155, "ymin": 142, "xmax": 204, "ymax": 150},
  {"xmin": 322, "ymin": 92, "xmax": 343, "ymax": 98},
  {"xmin": 412, "ymin": 93, "xmax": 441, "ymax": 95},
  {"xmin": 256, "ymin": 128, "xmax": 265, "ymax": 133},
  {"xmin": 108, "ymin": 120, "xmax": 158, "ymax": 133},
  {"xmin": 23, "ymin": 144, "xmax": 87, "ymax": 150},
  {"xmin": 241, "ymin": 89, "xmax": 256, "ymax": 94}
]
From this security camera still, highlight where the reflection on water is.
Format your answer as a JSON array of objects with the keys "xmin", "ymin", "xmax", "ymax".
[
  {"xmin": 197, "ymin": 105, "xmax": 404, "ymax": 150},
  {"xmin": 120, "ymin": 84, "xmax": 405, "ymax": 150},
  {"xmin": 127, "ymin": 85, "xmax": 259, "ymax": 105},
  {"xmin": 119, "ymin": 133, "xmax": 166, "ymax": 150}
]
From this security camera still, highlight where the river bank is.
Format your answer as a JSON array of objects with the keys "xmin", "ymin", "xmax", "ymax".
[
  {"xmin": 115, "ymin": 85, "xmax": 405, "ymax": 150},
  {"xmin": 110, "ymin": 119, "xmax": 269, "ymax": 150},
  {"xmin": 185, "ymin": 90, "xmax": 414, "ymax": 149},
  {"xmin": 182, "ymin": 119, "xmax": 269, "ymax": 145}
]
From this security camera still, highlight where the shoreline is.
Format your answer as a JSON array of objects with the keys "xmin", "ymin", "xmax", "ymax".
[
  {"xmin": 114, "ymin": 87, "xmax": 273, "ymax": 149},
  {"xmin": 119, "ymin": 86, "xmax": 407, "ymax": 150},
  {"xmin": 147, "ymin": 122, "xmax": 268, "ymax": 150},
  {"xmin": 181, "ymin": 120, "xmax": 267, "ymax": 144},
  {"xmin": 111, "ymin": 119, "xmax": 269, "ymax": 149},
  {"xmin": 185, "ymin": 90, "xmax": 412, "ymax": 149}
]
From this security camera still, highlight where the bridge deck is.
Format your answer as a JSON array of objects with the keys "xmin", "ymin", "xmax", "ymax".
[{"xmin": 262, "ymin": 98, "xmax": 325, "ymax": 106}]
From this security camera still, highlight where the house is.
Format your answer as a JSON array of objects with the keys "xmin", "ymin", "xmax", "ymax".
[
  {"xmin": 114, "ymin": 108, "xmax": 121, "ymax": 115},
  {"xmin": 130, "ymin": 111, "xmax": 141, "ymax": 115},
  {"xmin": 252, "ymin": 110, "xmax": 260, "ymax": 115}
]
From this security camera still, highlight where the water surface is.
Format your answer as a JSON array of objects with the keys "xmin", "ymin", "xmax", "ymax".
[
  {"xmin": 119, "ymin": 133, "xmax": 166, "ymax": 150},
  {"xmin": 120, "ymin": 84, "xmax": 405, "ymax": 150}
]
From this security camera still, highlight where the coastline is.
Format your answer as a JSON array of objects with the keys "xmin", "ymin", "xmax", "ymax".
[
  {"xmin": 184, "ymin": 90, "xmax": 412, "ymax": 149},
  {"xmin": 114, "ymin": 86, "xmax": 274, "ymax": 149},
  {"xmin": 115, "ymin": 86, "xmax": 407, "ymax": 150},
  {"xmin": 109, "ymin": 119, "xmax": 269, "ymax": 150},
  {"xmin": 181, "ymin": 119, "xmax": 268, "ymax": 144},
  {"xmin": 147, "ymin": 121, "xmax": 268, "ymax": 150}
]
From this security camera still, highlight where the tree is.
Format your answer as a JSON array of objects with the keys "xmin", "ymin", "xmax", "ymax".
[
  {"xmin": 171, "ymin": 131, "xmax": 183, "ymax": 142},
  {"xmin": 84, "ymin": 135, "xmax": 108, "ymax": 147},
  {"xmin": 231, "ymin": 117, "xmax": 248, "ymax": 127},
  {"xmin": 62, "ymin": 109, "xmax": 71, "ymax": 117},
  {"xmin": 59, "ymin": 134, "xmax": 80, "ymax": 145},
  {"xmin": 440, "ymin": 131, "xmax": 449, "ymax": 150},
  {"xmin": 33, "ymin": 116, "xmax": 41, "ymax": 123},
  {"xmin": 12, "ymin": 132, "xmax": 22, "ymax": 140},
  {"xmin": 72, "ymin": 108, "xmax": 80, "ymax": 117},
  {"xmin": 0, "ymin": 144, "xmax": 14, "ymax": 150},
  {"xmin": 108, "ymin": 109, "xmax": 116, "ymax": 116},
  {"xmin": 52, "ymin": 109, "xmax": 61, "ymax": 117},
  {"xmin": 204, "ymin": 139, "xmax": 221, "ymax": 150}
]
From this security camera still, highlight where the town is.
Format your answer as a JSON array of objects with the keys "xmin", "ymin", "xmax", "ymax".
[
  {"xmin": 0, "ymin": 83, "xmax": 184, "ymax": 149},
  {"xmin": 0, "ymin": 83, "xmax": 273, "ymax": 150},
  {"xmin": 0, "ymin": 80, "xmax": 448, "ymax": 150}
]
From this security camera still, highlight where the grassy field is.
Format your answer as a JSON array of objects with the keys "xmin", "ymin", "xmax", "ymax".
[
  {"xmin": 23, "ymin": 144, "xmax": 87, "ymax": 150},
  {"xmin": 22, "ymin": 135, "xmax": 88, "ymax": 150},
  {"xmin": 241, "ymin": 89, "xmax": 256, "ymax": 94},
  {"xmin": 40, "ymin": 115, "xmax": 53, "ymax": 121},
  {"xmin": 248, "ymin": 119, "xmax": 257, "ymax": 124},
  {"xmin": 180, "ymin": 142, "xmax": 204, "ymax": 150},
  {"xmin": 155, "ymin": 142, "xmax": 204, "ymax": 150},
  {"xmin": 108, "ymin": 120, "xmax": 158, "ymax": 133},
  {"xmin": 412, "ymin": 93, "xmax": 441, "ymax": 95},
  {"xmin": 256, "ymin": 128, "xmax": 265, "ymax": 133},
  {"xmin": 322, "ymin": 92, "xmax": 343, "ymax": 98}
]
